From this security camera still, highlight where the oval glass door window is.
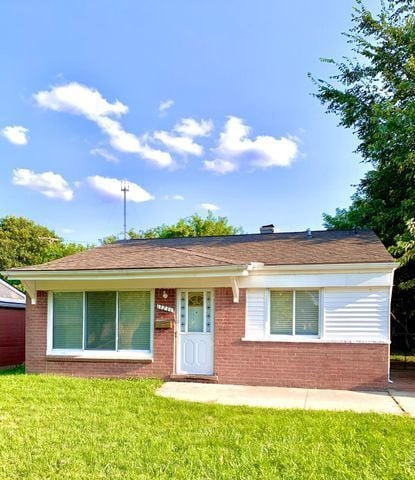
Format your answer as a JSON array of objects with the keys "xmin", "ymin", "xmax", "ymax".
[{"xmin": 188, "ymin": 292, "xmax": 204, "ymax": 332}]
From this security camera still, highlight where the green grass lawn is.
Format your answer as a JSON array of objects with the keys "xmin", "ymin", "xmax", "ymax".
[
  {"xmin": 0, "ymin": 367, "xmax": 414, "ymax": 480},
  {"xmin": 391, "ymin": 353, "xmax": 415, "ymax": 365}
]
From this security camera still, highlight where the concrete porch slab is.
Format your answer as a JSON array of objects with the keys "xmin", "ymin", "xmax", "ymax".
[{"xmin": 157, "ymin": 382, "xmax": 405, "ymax": 415}]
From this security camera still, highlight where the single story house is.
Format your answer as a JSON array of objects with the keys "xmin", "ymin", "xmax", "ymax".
[
  {"xmin": 5, "ymin": 228, "xmax": 396, "ymax": 390},
  {"xmin": 0, "ymin": 278, "xmax": 26, "ymax": 368}
]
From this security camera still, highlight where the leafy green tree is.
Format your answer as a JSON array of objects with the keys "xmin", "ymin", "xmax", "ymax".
[
  {"xmin": 99, "ymin": 234, "xmax": 119, "ymax": 245},
  {"xmin": 311, "ymin": 0, "xmax": 415, "ymax": 347},
  {"xmin": 100, "ymin": 212, "xmax": 243, "ymax": 244},
  {"xmin": 0, "ymin": 216, "xmax": 86, "ymax": 271},
  {"xmin": 390, "ymin": 219, "xmax": 415, "ymax": 287},
  {"xmin": 322, "ymin": 205, "xmax": 367, "ymax": 231}
]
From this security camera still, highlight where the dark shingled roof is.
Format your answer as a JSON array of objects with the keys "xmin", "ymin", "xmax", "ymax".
[{"xmin": 9, "ymin": 230, "xmax": 394, "ymax": 273}]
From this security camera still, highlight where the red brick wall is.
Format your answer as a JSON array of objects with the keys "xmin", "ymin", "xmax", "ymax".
[
  {"xmin": 214, "ymin": 288, "xmax": 389, "ymax": 390},
  {"xmin": 26, "ymin": 287, "xmax": 389, "ymax": 389},
  {"xmin": 25, "ymin": 289, "xmax": 175, "ymax": 379},
  {"xmin": 0, "ymin": 307, "xmax": 25, "ymax": 367}
]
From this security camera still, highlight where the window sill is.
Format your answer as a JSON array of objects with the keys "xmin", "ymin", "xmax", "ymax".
[
  {"xmin": 241, "ymin": 337, "xmax": 390, "ymax": 344},
  {"xmin": 46, "ymin": 353, "xmax": 154, "ymax": 363}
]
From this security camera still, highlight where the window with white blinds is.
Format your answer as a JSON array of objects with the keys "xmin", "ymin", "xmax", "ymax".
[
  {"xmin": 270, "ymin": 291, "xmax": 293, "ymax": 335},
  {"xmin": 118, "ymin": 291, "xmax": 151, "ymax": 350},
  {"xmin": 53, "ymin": 292, "xmax": 83, "ymax": 349},
  {"xmin": 270, "ymin": 290, "xmax": 320, "ymax": 337},
  {"xmin": 51, "ymin": 291, "xmax": 153, "ymax": 353}
]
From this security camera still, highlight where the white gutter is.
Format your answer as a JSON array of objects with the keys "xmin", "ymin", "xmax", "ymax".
[
  {"xmin": 4, "ymin": 261, "xmax": 397, "ymax": 281},
  {"xmin": 249, "ymin": 262, "xmax": 398, "ymax": 274},
  {"xmin": 4, "ymin": 264, "xmax": 250, "ymax": 282}
]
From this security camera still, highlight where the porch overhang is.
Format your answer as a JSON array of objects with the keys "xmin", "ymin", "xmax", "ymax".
[
  {"xmin": 4, "ymin": 265, "xmax": 251, "ymax": 304},
  {"xmin": 4, "ymin": 260, "xmax": 397, "ymax": 305},
  {"xmin": 5, "ymin": 264, "xmax": 251, "ymax": 281}
]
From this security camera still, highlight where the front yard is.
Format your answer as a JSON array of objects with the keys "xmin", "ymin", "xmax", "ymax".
[{"xmin": 0, "ymin": 367, "xmax": 414, "ymax": 479}]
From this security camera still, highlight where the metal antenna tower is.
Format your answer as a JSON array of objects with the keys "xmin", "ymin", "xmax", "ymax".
[{"xmin": 121, "ymin": 180, "xmax": 130, "ymax": 240}]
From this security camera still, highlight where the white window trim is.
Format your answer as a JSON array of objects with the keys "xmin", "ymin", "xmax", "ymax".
[
  {"xmin": 47, "ymin": 289, "xmax": 155, "ymax": 359},
  {"xmin": 243, "ymin": 287, "xmax": 392, "ymax": 344},
  {"xmin": 268, "ymin": 288, "xmax": 321, "ymax": 340},
  {"xmin": 243, "ymin": 288, "xmax": 322, "ymax": 343},
  {"xmin": 241, "ymin": 337, "xmax": 390, "ymax": 344}
]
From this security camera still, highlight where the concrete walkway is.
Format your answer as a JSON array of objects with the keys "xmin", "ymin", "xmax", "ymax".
[
  {"xmin": 389, "ymin": 390, "xmax": 415, "ymax": 417},
  {"xmin": 157, "ymin": 382, "xmax": 415, "ymax": 416}
]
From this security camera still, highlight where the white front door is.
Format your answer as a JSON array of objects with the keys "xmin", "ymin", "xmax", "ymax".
[{"xmin": 177, "ymin": 290, "xmax": 213, "ymax": 375}]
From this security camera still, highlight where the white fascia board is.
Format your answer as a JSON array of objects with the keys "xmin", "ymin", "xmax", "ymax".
[
  {"xmin": 4, "ymin": 264, "xmax": 250, "ymax": 282},
  {"xmin": 250, "ymin": 262, "xmax": 398, "ymax": 274},
  {"xmin": 4, "ymin": 261, "xmax": 398, "ymax": 283}
]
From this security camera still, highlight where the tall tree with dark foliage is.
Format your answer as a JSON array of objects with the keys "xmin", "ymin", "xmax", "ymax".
[{"xmin": 311, "ymin": 0, "xmax": 415, "ymax": 350}]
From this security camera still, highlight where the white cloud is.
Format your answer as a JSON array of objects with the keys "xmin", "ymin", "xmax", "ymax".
[
  {"xmin": 159, "ymin": 99, "xmax": 174, "ymax": 116},
  {"xmin": 204, "ymin": 159, "xmax": 238, "ymax": 174},
  {"xmin": 34, "ymin": 82, "xmax": 128, "ymax": 118},
  {"xmin": 139, "ymin": 143, "xmax": 173, "ymax": 168},
  {"xmin": 90, "ymin": 147, "xmax": 119, "ymax": 163},
  {"xmin": 200, "ymin": 202, "xmax": 220, "ymax": 211},
  {"xmin": 1, "ymin": 126, "xmax": 29, "ymax": 145},
  {"xmin": 34, "ymin": 82, "xmax": 173, "ymax": 168},
  {"xmin": 150, "ymin": 117, "xmax": 213, "ymax": 157},
  {"xmin": 33, "ymin": 83, "xmax": 299, "ymax": 175},
  {"xmin": 12, "ymin": 168, "xmax": 73, "ymax": 201},
  {"xmin": 153, "ymin": 130, "xmax": 203, "ymax": 156},
  {"xmin": 93, "ymin": 116, "xmax": 141, "ymax": 152},
  {"xmin": 164, "ymin": 194, "xmax": 184, "ymax": 200},
  {"xmin": 86, "ymin": 175, "xmax": 154, "ymax": 203},
  {"xmin": 61, "ymin": 228, "xmax": 75, "ymax": 234},
  {"xmin": 174, "ymin": 118, "xmax": 213, "ymax": 137},
  {"xmin": 204, "ymin": 116, "xmax": 298, "ymax": 174}
]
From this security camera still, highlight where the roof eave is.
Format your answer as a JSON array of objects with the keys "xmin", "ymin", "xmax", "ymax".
[
  {"xmin": 250, "ymin": 261, "xmax": 398, "ymax": 274},
  {"xmin": 3, "ymin": 261, "xmax": 398, "ymax": 281},
  {"xmin": 3, "ymin": 264, "xmax": 251, "ymax": 281}
]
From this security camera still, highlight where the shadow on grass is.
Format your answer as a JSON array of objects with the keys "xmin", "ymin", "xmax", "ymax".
[{"xmin": 0, "ymin": 364, "xmax": 25, "ymax": 376}]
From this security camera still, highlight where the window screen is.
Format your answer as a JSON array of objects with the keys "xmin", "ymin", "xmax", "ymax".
[
  {"xmin": 52, "ymin": 290, "xmax": 152, "ymax": 352},
  {"xmin": 295, "ymin": 291, "xmax": 319, "ymax": 335},
  {"xmin": 85, "ymin": 291, "xmax": 116, "ymax": 350},
  {"xmin": 53, "ymin": 292, "xmax": 83, "ymax": 349},
  {"xmin": 270, "ymin": 291, "xmax": 293, "ymax": 335},
  {"xmin": 118, "ymin": 291, "xmax": 151, "ymax": 350},
  {"xmin": 270, "ymin": 290, "xmax": 319, "ymax": 336}
]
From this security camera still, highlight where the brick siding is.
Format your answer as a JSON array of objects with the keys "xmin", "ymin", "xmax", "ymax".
[
  {"xmin": 25, "ymin": 289, "xmax": 175, "ymax": 379},
  {"xmin": 25, "ymin": 287, "xmax": 389, "ymax": 389},
  {"xmin": 214, "ymin": 288, "xmax": 389, "ymax": 390}
]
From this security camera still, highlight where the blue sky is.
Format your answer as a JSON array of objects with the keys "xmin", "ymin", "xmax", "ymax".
[{"xmin": 0, "ymin": 1, "xmax": 377, "ymax": 244}]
